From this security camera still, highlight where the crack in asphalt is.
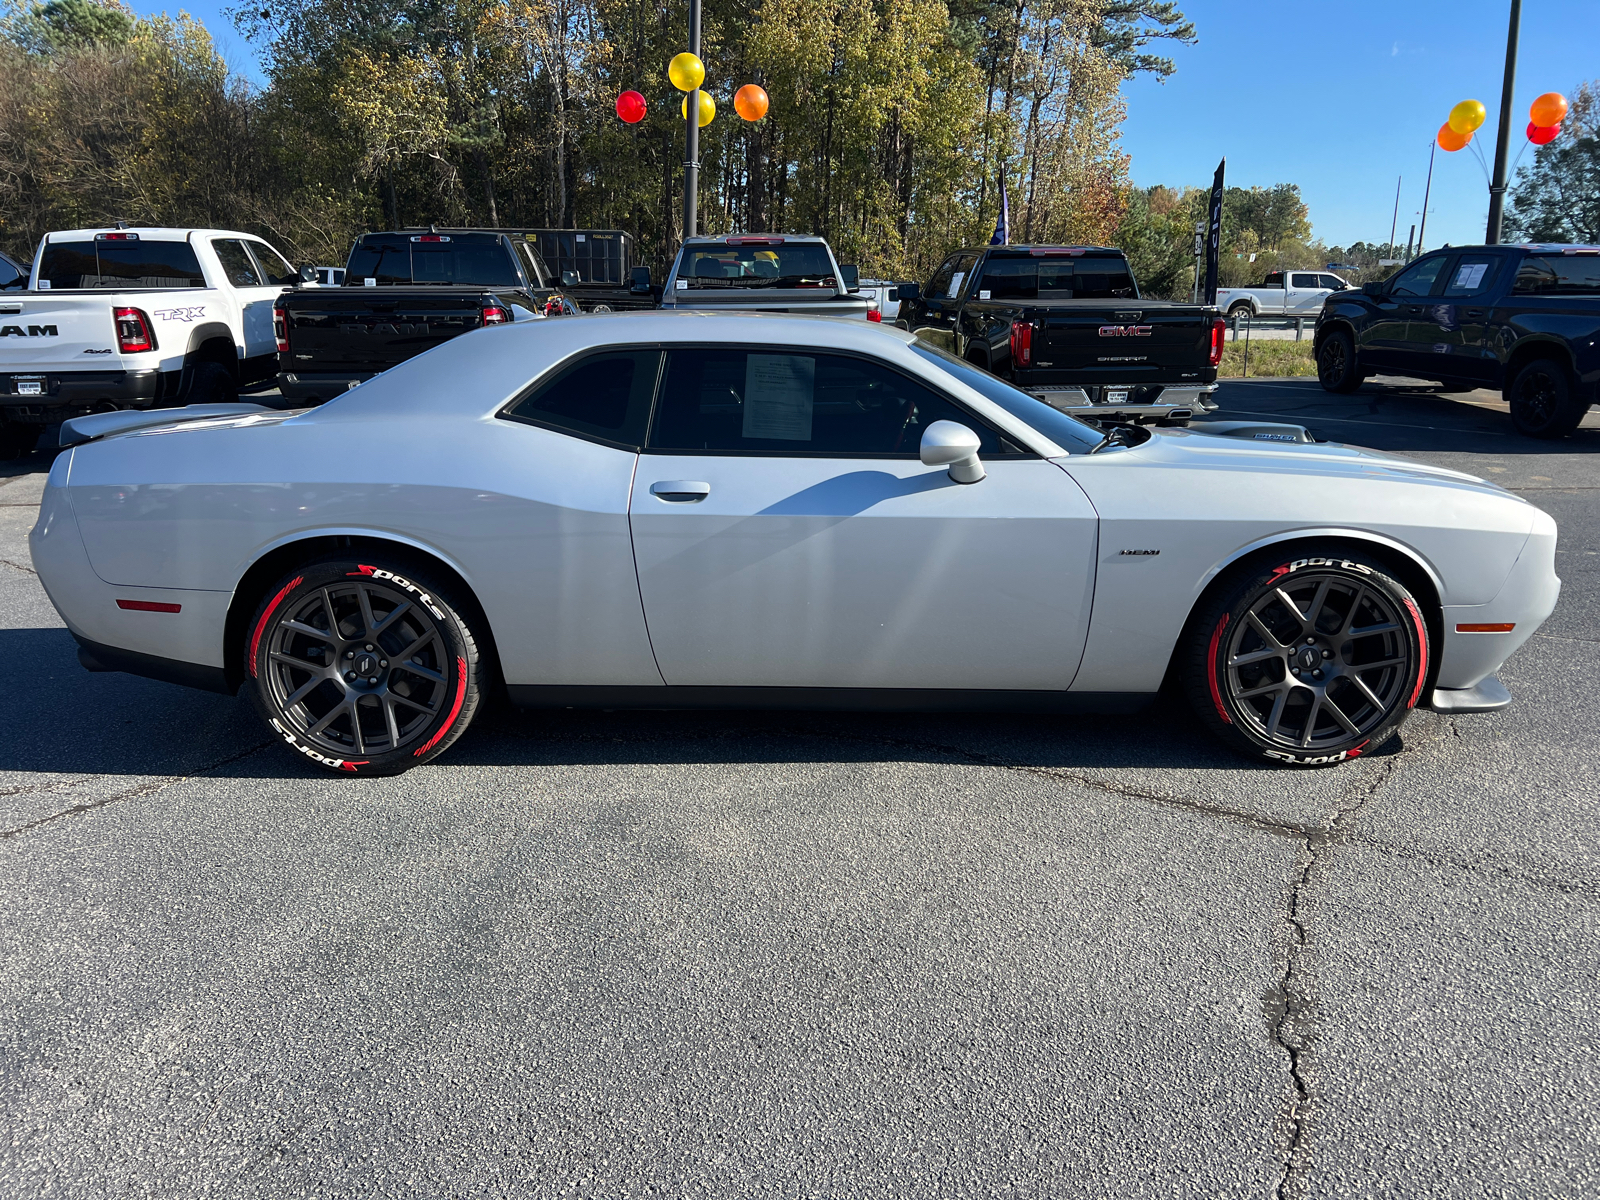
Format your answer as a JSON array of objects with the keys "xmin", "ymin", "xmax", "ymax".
[
  {"xmin": 0, "ymin": 741, "xmax": 274, "ymax": 840},
  {"xmin": 0, "ymin": 556, "xmax": 37, "ymax": 575}
]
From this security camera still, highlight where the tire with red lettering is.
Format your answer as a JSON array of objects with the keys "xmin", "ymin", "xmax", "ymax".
[
  {"xmin": 1182, "ymin": 549, "xmax": 1430, "ymax": 766},
  {"xmin": 245, "ymin": 557, "xmax": 485, "ymax": 775}
]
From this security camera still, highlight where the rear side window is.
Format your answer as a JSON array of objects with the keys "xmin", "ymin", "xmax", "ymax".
[
  {"xmin": 247, "ymin": 240, "xmax": 297, "ymax": 285},
  {"xmin": 0, "ymin": 255, "xmax": 22, "ymax": 290},
  {"xmin": 37, "ymin": 239, "xmax": 205, "ymax": 289},
  {"xmin": 1441, "ymin": 255, "xmax": 1501, "ymax": 297},
  {"xmin": 1291, "ymin": 273, "xmax": 1319, "ymax": 288},
  {"xmin": 212, "ymin": 238, "xmax": 262, "ymax": 287},
  {"xmin": 1513, "ymin": 254, "xmax": 1600, "ymax": 294},
  {"xmin": 648, "ymin": 348, "xmax": 1005, "ymax": 456},
  {"xmin": 500, "ymin": 350, "xmax": 660, "ymax": 448},
  {"xmin": 345, "ymin": 236, "xmax": 522, "ymax": 287}
]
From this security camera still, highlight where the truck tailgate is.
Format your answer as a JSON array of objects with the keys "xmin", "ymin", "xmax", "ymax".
[
  {"xmin": 281, "ymin": 291, "xmax": 490, "ymax": 373},
  {"xmin": 0, "ymin": 296, "xmax": 121, "ymax": 369},
  {"xmin": 1033, "ymin": 306, "xmax": 1212, "ymax": 380}
]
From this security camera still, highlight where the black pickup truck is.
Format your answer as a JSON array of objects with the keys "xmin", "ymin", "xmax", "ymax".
[
  {"xmin": 273, "ymin": 230, "xmax": 575, "ymax": 405},
  {"xmin": 1314, "ymin": 242, "xmax": 1600, "ymax": 438},
  {"xmin": 898, "ymin": 245, "xmax": 1224, "ymax": 424}
]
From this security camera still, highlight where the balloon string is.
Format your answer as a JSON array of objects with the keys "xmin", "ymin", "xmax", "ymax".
[{"xmin": 1466, "ymin": 138, "xmax": 1491, "ymax": 186}]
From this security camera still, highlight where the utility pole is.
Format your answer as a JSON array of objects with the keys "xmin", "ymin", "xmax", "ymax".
[
  {"xmin": 1417, "ymin": 141, "xmax": 1436, "ymax": 256},
  {"xmin": 1486, "ymin": 0, "xmax": 1522, "ymax": 244},
  {"xmin": 1388, "ymin": 175, "xmax": 1402, "ymax": 254},
  {"xmin": 682, "ymin": 0, "xmax": 701, "ymax": 241}
]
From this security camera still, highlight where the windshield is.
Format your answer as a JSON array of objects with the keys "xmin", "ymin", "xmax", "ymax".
[
  {"xmin": 910, "ymin": 344, "xmax": 1104, "ymax": 453},
  {"xmin": 345, "ymin": 235, "xmax": 523, "ymax": 287},
  {"xmin": 679, "ymin": 242, "xmax": 836, "ymax": 289}
]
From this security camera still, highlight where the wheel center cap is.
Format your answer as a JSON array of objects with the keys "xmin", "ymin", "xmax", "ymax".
[
  {"xmin": 355, "ymin": 653, "xmax": 376, "ymax": 675},
  {"xmin": 1298, "ymin": 647, "xmax": 1321, "ymax": 669}
]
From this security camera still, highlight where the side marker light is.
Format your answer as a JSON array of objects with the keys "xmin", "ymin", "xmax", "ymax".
[
  {"xmin": 1455, "ymin": 623, "xmax": 1515, "ymax": 633},
  {"xmin": 117, "ymin": 599, "xmax": 181, "ymax": 613}
]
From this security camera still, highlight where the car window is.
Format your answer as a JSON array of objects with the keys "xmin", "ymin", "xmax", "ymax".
[
  {"xmin": 909, "ymin": 344, "xmax": 1103, "ymax": 453},
  {"xmin": 1440, "ymin": 255, "xmax": 1501, "ymax": 297},
  {"xmin": 1262, "ymin": 272, "xmax": 1284, "ymax": 288},
  {"xmin": 246, "ymin": 240, "xmax": 297, "ymax": 286},
  {"xmin": 647, "ymin": 347, "xmax": 1007, "ymax": 457},
  {"xmin": 977, "ymin": 255, "xmax": 1135, "ymax": 300},
  {"xmin": 0, "ymin": 256, "xmax": 22, "ymax": 290},
  {"xmin": 1320, "ymin": 275, "xmax": 1346, "ymax": 290},
  {"xmin": 211, "ymin": 239, "xmax": 261, "ymax": 287},
  {"xmin": 1388, "ymin": 256, "xmax": 1449, "ymax": 297},
  {"xmin": 1290, "ymin": 273, "xmax": 1319, "ymax": 288},
  {"xmin": 926, "ymin": 255, "xmax": 961, "ymax": 301},
  {"xmin": 680, "ymin": 242, "xmax": 834, "ymax": 289},
  {"xmin": 500, "ymin": 350, "xmax": 660, "ymax": 448},
  {"xmin": 1512, "ymin": 254, "xmax": 1600, "ymax": 294},
  {"xmin": 946, "ymin": 253, "xmax": 980, "ymax": 300},
  {"xmin": 345, "ymin": 235, "xmax": 523, "ymax": 287},
  {"xmin": 36, "ymin": 239, "xmax": 205, "ymax": 289}
]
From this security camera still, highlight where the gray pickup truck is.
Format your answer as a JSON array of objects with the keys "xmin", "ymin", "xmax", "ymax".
[{"xmin": 656, "ymin": 234, "xmax": 870, "ymax": 318}]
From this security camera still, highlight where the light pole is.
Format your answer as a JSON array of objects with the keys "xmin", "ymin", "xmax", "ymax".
[
  {"xmin": 682, "ymin": 0, "xmax": 701, "ymax": 242},
  {"xmin": 1417, "ymin": 140, "xmax": 1436, "ymax": 256},
  {"xmin": 1485, "ymin": 0, "xmax": 1522, "ymax": 244}
]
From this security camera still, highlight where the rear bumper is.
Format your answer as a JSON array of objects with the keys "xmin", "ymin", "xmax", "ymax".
[
  {"xmin": 1, "ymin": 369, "xmax": 161, "ymax": 418},
  {"xmin": 1022, "ymin": 383, "xmax": 1220, "ymax": 422},
  {"xmin": 278, "ymin": 371, "xmax": 375, "ymax": 403}
]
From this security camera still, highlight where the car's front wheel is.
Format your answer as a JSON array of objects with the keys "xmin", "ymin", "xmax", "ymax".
[
  {"xmin": 1507, "ymin": 356, "xmax": 1587, "ymax": 439},
  {"xmin": 1316, "ymin": 329, "xmax": 1364, "ymax": 394},
  {"xmin": 245, "ymin": 557, "xmax": 486, "ymax": 775},
  {"xmin": 1183, "ymin": 550, "xmax": 1430, "ymax": 765}
]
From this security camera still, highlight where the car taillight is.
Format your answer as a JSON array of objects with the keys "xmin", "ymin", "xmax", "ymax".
[
  {"xmin": 273, "ymin": 302, "xmax": 289, "ymax": 353},
  {"xmin": 1209, "ymin": 317, "xmax": 1226, "ymax": 366},
  {"xmin": 482, "ymin": 303, "xmax": 508, "ymax": 326},
  {"xmin": 867, "ymin": 309, "xmax": 882, "ymax": 323},
  {"xmin": 1010, "ymin": 320, "xmax": 1033, "ymax": 368},
  {"xmin": 113, "ymin": 307, "xmax": 155, "ymax": 353}
]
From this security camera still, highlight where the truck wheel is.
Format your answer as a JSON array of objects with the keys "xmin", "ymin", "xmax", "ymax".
[
  {"xmin": 0, "ymin": 421, "xmax": 38, "ymax": 461},
  {"xmin": 1507, "ymin": 357, "xmax": 1586, "ymax": 439},
  {"xmin": 245, "ymin": 557, "xmax": 488, "ymax": 775},
  {"xmin": 1317, "ymin": 329, "xmax": 1364, "ymax": 394},
  {"xmin": 1182, "ymin": 548, "xmax": 1430, "ymax": 766},
  {"xmin": 184, "ymin": 361, "xmax": 236, "ymax": 406},
  {"xmin": 1227, "ymin": 303, "xmax": 1253, "ymax": 323}
]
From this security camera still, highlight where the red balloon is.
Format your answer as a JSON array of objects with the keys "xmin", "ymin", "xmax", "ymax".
[
  {"xmin": 1527, "ymin": 121, "xmax": 1561, "ymax": 145},
  {"xmin": 616, "ymin": 90, "xmax": 647, "ymax": 124}
]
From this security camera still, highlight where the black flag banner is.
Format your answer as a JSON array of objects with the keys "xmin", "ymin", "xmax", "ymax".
[{"xmin": 1203, "ymin": 158, "xmax": 1225, "ymax": 305}]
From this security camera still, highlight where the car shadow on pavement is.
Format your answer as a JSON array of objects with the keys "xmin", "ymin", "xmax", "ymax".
[{"xmin": 0, "ymin": 626, "xmax": 1410, "ymax": 782}]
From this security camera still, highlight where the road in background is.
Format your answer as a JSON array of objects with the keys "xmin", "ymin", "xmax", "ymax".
[{"xmin": 1, "ymin": 381, "xmax": 1595, "ymax": 1198}]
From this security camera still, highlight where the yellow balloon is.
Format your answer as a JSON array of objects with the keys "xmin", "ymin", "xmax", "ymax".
[
  {"xmin": 668, "ymin": 52, "xmax": 705, "ymax": 92},
  {"xmin": 680, "ymin": 90, "xmax": 716, "ymax": 127},
  {"xmin": 1448, "ymin": 99, "xmax": 1487, "ymax": 135}
]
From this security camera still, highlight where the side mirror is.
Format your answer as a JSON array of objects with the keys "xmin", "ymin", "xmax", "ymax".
[
  {"xmin": 561, "ymin": 269, "xmax": 580, "ymax": 288},
  {"xmin": 1362, "ymin": 280, "xmax": 1386, "ymax": 297},
  {"xmin": 297, "ymin": 265, "xmax": 316, "ymax": 283},
  {"xmin": 897, "ymin": 280, "xmax": 920, "ymax": 302},
  {"xmin": 840, "ymin": 264, "xmax": 860, "ymax": 291},
  {"xmin": 630, "ymin": 265, "xmax": 652, "ymax": 293},
  {"xmin": 920, "ymin": 420, "xmax": 985, "ymax": 484}
]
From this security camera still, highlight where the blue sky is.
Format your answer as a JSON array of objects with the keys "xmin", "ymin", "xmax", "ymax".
[{"xmin": 137, "ymin": 0, "xmax": 1596, "ymax": 251}]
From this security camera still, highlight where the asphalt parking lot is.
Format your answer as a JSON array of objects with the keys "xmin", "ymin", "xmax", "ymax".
[{"xmin": 2, "ymin": 379, "xmax": 1596, "ymax": 1199}]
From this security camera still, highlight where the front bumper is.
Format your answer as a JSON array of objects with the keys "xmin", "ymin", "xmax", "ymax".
[
  {"xmin": 1, "ymin": 369, "xmax": 161, "ymax": 419},
  {"xmin": 277, "ymin": 371, "xmax": 374, "ymax": 403},
  {"xmin": 1023, "ymin": 383, "xmax": 1219, "ymax": 423}
]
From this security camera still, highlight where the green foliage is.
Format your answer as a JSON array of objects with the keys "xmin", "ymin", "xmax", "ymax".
[
  {"xmin": 1507, "ymin": 81, "xmax": 1600, "ymax": 245},
  {"xmin": 19, "ymin": 0, "xmax": 133, "ymax": 52},
  {"xmin": 1218, "ymin": 339, "xmax": 1316, "ymax": 379}
]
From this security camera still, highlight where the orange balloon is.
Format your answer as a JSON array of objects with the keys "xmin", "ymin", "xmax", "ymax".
[
  {"xmin": 1437, "ymin": 122, "xmax": 1471, "ymax": 152},
  {"xmin": 734, "ymin": 83, "xmax": 769, "ymax": 122},
  {"xmin": 1529, "ymin": 91, "xmax": 1568, "ymax": 127}
]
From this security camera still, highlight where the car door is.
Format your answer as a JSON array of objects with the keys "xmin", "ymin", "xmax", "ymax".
[
  {"xmin": 1406, "ymin": 252, "xmax": 1507, "ymax": 385},
  {"xmin": 629, "ymin": 345, "xmax": 1099, "ymax": 690},
  {"xmin": 1286, "ymin": 273, "xmax": 1324, "ymax": 315},
  {"xmin": 1361, "ymin": 254, "xmax": 1450, "ymax": 370},
  {"xmin": 210, "ymin": 238, "xmax": 280, "ymax": 365},
  {"xmin": 922, "ymin": 252, "xmax": 978, "ymax": 338}
]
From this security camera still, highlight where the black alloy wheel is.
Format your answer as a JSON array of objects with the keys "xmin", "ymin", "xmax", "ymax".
[
  {"xmin": 246, "ymin": 558, "xmax": 485, "ymax": 774},
  {"xmin": 1184, "ymin": 550, "xmax": 1429, "ymax": 765},
  {"xmin": 1507, "ymin": 357, "xmax": 1586, "ymax": 439},
  {"xmin": 1316, "ymin": 329, "xmax": 1363, "ymax": 394},
  {"xmin": 185, "ymin": 361, "xmax": 236, "ymax": 405},
  {"xmin": 0, "ymin": 420, "xmax": 39, "ymax": 461}
]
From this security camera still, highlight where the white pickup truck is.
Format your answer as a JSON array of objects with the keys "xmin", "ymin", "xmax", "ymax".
[
  {"xmin": 1214, "ymin": 269, "xmax": 1352, "ymax": 322},
  {"xmin": 0, "ymin": 226, "xmax": 299, "ymax": 458}
]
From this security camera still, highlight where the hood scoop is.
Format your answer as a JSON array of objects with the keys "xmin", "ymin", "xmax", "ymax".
[{"xmin": 1187, "ymin": 420, "xmax": 1318, "ymax": 445}]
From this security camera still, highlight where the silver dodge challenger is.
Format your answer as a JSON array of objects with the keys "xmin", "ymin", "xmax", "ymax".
[{"xmin": 29, "ymin": 313, "xmax": 1559, "ymax": 774}]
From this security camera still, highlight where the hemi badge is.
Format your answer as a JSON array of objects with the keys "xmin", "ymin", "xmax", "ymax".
[
  {"xmin": 117, "ymin": 599, "xmax": 181, "ymax": 613},
  {"xmin": 1456, "ymin": 622, "xmax": 1514, "ymax": 633},
  {"xmin": 1119, "ymin": 549, "xmax": 1160, "ymax": 556}
]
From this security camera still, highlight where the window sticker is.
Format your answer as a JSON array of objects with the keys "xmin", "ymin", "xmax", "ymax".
[
  {"xmin": 947, "ymin": 271, "xmax": 965, "ymax": 298},
  {"xmin": 1453, "ymin": 262, "xmax": 1489, "ymax": 291},
  {"xmin": 742, "ymin": 353, "xmax": 815, "ymax": 441},
  {"xmin": 979, "ymin": 289, "xmax": 991, "ymax": 300}
]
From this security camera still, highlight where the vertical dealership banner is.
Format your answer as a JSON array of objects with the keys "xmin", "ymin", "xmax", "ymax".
[
  {"xmin": 990, "ymin": 173, "xmax": 1009, "ymax": 246},
  {"xmin": 1203, "ymin": 158, "xmax": 1225, "ymax": 305}
]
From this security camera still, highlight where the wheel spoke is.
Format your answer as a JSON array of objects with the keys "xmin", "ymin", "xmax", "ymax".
[
  {"xmin": 395, "ymin": 630, "xmax": 439, "ymax": 665},
  {"xmin": 278, "ymin": 667, "xmax": 331, "ymax": 708},
  {"xmin": 1349, "ymin": 621, "xmax": 1399, "ymax": 638},
  {"xmin": 1230, "ymin": 646, "xmax": 1281, "ymax": 667},
  {"xmin": 1352, "ymin": 657, "xmax": 1406, "ymax": 672},
  {"xmin": 1337, "ymin": 587, "xmax": 1367, "ymax": 635},
  {"xmin": 1322, "ymin": 693, "xmax": 1361, "ymax": 736},
  {"xmin": 348, "ymin": 698, "xmax": 368, "ymax": 754},
  {"xmin": 1299, "ymin": 695, "xmax": 1323, "ymax": 746},
  {"xmin": 1305, "ymin": 579, "xmax": 1333, "ymax": 631},
  {"xmin": 308, "ymin": 697, "xmax": 354, "ymax": 737},
  {"xmin": 390, "ymin": 691, "xmax": 440, "ymax": 716},
  {"xmin": 280, "ymin": 619, "xmax": 334, "ymax": 642},
  {"xmin": 320, "ymin": 587, "xmax": 343, "ymax": 640},
  {"xmin": 1349, "ymin": 673, "xmax": 1386, "ymax": 710},
  {"xmin": 1247, "ymin": 611, "xmax": 1290, "ymax": 649},
  {"xmin": 1272, "ymin": 587, "xmax": 1307, "ymax": 626},
  {"xmin": 371, "ymin": 600, "xmax": 412, "ymax": 639},
  {"xmin": 1237, "ymin": 679, "xmax": 1287, "ymax": 700},
  {"xmin": 355, "ymin": 586, "xmax": 378, "ymax": 640},
  {"xmin": 1265, "ymin": 689, "xmax": 1289, "ymax": 737},
  {"xmin": 396, "ymin": 660, "xmax": 445, "ymax": 684},
  {"xmin": 381, "ymin": 695, "xmax": 402, "ymax": 749}
]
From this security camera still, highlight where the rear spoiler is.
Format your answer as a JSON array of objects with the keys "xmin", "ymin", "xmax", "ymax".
[{"xmin": 58, "ymin": 403, "xmax": 274, "ymax": 448}]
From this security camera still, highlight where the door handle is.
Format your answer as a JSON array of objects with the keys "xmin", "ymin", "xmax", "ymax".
[
  {"xmin": 649, "ymin": 480, "xmax": 710, "ymax": 502},
  {"xmin": 1462, "ymin": 308, "xmax": 1487, "ymax": 319}
]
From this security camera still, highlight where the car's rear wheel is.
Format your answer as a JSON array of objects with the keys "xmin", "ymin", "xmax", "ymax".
[
  {"xmin": 184, "ymin": 361, "xmax": 235, "ymax": 406},
  {"xmin": 1183, "ymin": 550, "xmax": 1430, "ymax": 766},
  {"xmin": 1507, "ymin": 356, "xmax": 1586, "ymax": 439},
  {"xmin": 245, "ymin": 558, "xmax": 486, "ymax": 775},
  {"xmin": 1227, "ymin": 303, "xmax": 1253, "ymax": 324},
  {"xmin": 0, "ymin": 420, "xmax": 39, "ymax": 460},
  {"xmin": 1316, "ymin": 329, "xmax": 1364, "ymax": 393}
]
